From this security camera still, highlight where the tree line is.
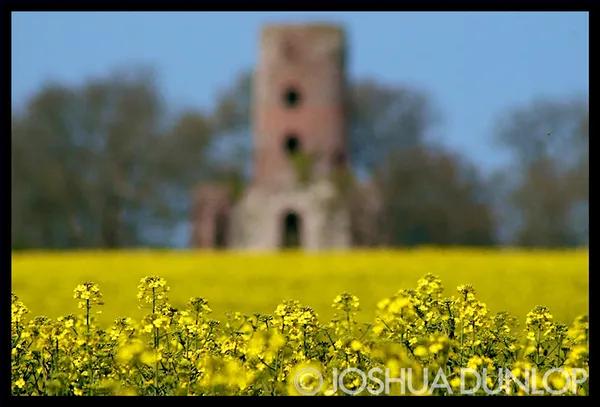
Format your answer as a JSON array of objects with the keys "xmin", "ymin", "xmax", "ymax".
[{"xmin": 11, "ymin": 66, "xmax": 588, "ymax": 249}]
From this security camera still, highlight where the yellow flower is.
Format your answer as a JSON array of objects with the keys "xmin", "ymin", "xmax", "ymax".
[
  {"xmin": 269, "ymin": 332, "xmax": 286, "ymax": 350},
  {"xmin": 14, "ymin": 378, "xmax": 26, "ymax": 389},
  {"xmin": 140, "ymin": 351, "xmax": 156, "ymax": 366},
  {"xmin": 372, "ymin": 324, "xmax": 385, "ymax": 335},
  {"xmin": 287, "ymin": 362, "xmax": 324, "ymax": 396},
  {"xmin": 389, "ymin": 298, "xmax": 410, "ymax": 314},
  {"xmin": 377, "ymin": 298, "xmax": 390, "ymax": 310},
  {"xmin": 429, "ymin": 343, "xmax": 443, "ymax": 354},
  {"xmin": 350, "ymin": 340, "xmax": 362, "ymax": 352},
  {"xmin": 414, "ymin": 346, "xmax": 428, "ymax": 357},
  {"xmin": 549, "ymin": 373, "xmax": 567, "ymax": 391}
]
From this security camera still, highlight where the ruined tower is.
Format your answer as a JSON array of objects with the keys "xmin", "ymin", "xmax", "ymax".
[
  {"xmin": 190, "ymin": 184, "xmax": 232, "ymax": 249},
  {"xmin": 191, "ymin": 23, "xmax": 352, "ymax": 251}
]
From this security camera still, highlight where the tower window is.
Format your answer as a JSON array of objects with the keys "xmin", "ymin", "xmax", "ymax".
[
  {"xmin": 282, "ymin": 86, "xmax": 301, "ymax": 108},
  {"xmin": 284, "ymin": 134, "xmax": 301, "ymax": 156}
]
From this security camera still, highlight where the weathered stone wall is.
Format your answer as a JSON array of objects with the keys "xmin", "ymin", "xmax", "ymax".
[
  {"xmin": 232, "ymin": 179, "xmax": 350, "ymax": 251},
  {"xmin": 190, "ymin": 184, "xmax": 233, "ymax": 249}
]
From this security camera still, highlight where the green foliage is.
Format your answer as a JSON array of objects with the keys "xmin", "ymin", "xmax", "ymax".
[
  {"xmin": 11, "ymin": 67, "xmax": 215, "ymax": 249},
  {"xmin": 290, "ymin": 152, "xmax": 313, "ymax": 185}
]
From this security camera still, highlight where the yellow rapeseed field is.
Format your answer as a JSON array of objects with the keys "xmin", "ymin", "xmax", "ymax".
[
  {"xmin": 11, "ymin": 248, "xmax": 588, "ymax": 326},
  {"xmin": 11, "ymin": 249, "xmax": 589, "ymax": 395}
]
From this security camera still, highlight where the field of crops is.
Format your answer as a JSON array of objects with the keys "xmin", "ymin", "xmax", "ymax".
[
  {"xmin": 12, "ymin": 249, "xmax": 588, "ymax": 326},
  {"xmin": 11, "ymin": 249, "xmax": 589, "ymax": 395}
]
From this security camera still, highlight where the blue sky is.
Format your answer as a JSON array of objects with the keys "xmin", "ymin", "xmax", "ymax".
[{"xmin": 12, "ymin": 11, "xmax": 588, "ymax": 175}]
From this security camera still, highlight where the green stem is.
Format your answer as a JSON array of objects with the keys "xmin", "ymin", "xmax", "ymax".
[
  {"xmin": 86, "ymin": 299, "xmax": 90, "ymax": 336},
  {"xmin": 535, "ymin": 329, "xmax": 540, "ymax": 367}
]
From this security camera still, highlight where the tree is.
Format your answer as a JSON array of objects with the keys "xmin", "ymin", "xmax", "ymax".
[
  {"xmin": 11, "ymin": 66, "xmax": 214, "ymax": 249},
  {"xmin": 369, "ymin": 146, "xmax": 496, "ymax": 247},
  {"xmin": 347, "ymin": 80, "xmax": 442, "ymax": 176},
  {"xmin": 492, "ymin": 95, "xmax": 588, "ymax": 247}
]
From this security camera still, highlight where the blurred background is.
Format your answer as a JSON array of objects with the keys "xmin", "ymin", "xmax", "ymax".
[{"xmin": 11, "ymin": 11, "xmax": 589, "ymax": 251}]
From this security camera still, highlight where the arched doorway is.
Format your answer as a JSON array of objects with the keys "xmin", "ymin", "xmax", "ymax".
[
  {"xmin": 281, "ymin": 211, "xmax": 302, "ymax": 249},
  {"xmin": 214, "ymin": 212, "xmax": 228, "ymax": 249}
]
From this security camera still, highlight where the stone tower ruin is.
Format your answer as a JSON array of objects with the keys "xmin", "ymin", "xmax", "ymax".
[{"xmin": 191, "ymin": 23, "xmax": 352, "ymax": 251}]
